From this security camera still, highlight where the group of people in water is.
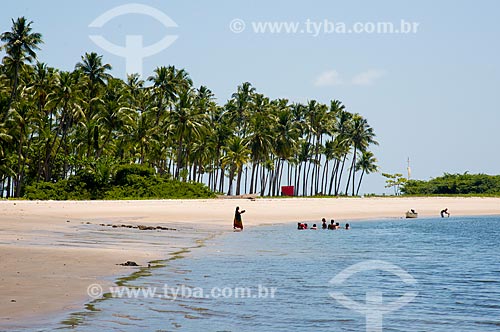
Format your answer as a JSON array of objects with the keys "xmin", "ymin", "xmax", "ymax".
[
  {"xmin": 298, "ymin": 218, "xmax": 350, "ymax": 230},
  {"xmin": 235, "ymin": 205, "xmax": 451, "ymax": 232},
  {"xmin": 234, "ymin": 206, "xmax": 350, "ymax": 232}
]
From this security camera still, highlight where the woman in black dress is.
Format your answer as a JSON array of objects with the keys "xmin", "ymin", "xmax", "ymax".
[{"xmin": 233, "ymin": 206, "xmax": 245, "ymax": 230}]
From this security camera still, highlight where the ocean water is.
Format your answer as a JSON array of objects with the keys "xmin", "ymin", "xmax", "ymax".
[{"xmin": 25, "ymin": 216, "xmax": 500, "ymax": 331}]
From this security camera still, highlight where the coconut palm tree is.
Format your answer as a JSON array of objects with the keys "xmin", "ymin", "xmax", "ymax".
[
  {"xmin": 355, "ymin": 150, "xmax": 378, "ymax": 195},
  {"xmin": 222, "ymin": 136, "xmax": 250, "ymax": 195},
  {"xmin": 28, "ymin": 63, "xmax": 57, "ymax": 180},
  {"xmin": 345, "ymin": 114, "xmax": 378, "ymax": 196},
  {"xmin": 75, "ymin": 52, "xmax": 112, "ymax": 88},
  {"xmin": 1, "ymin": 15, "xmax": 382, "ymax": 199},
  {"xmin": 6, "ymin": 87, "xmax": 35, "ymax": 197},
  {"xmin": 148, "ymin": 66, "xmax": 175, "ymax": 126},
  {"xmin": 206, "ymin": 106, "xmax": 232, "ymax": 193},
  {"xmin": 147, "ymin": 65, "xmax": 192, "ymax": 126},
  {"xmin": 327, "ymin": 136, "xmax": 350, "ymax": 195},
  {"xmin": 332, "ymin": 109, "xmax": 353, "ymax": 195},
  {"xmin": 0, "ymin": 120, "xmax": 12, "ymax": 193},
  {"xmin": 246, "ymin": 109, "xmax": 275, "ymax": 194},
  {"xmin": 272, "ymin": 102, "xmax": 299, "ymax": 195},
  {"xmin": 228, "ymin": 82, "xmax": 255, "ymax": 136},
  {"xmin": 45, "ymin": 70, "xmax": 85, "ymax": 178},
  {"xmin": 168, "ymin": 88, "xmax": 208, "ymax": 180},
  {"xmin": 96, "ymin": 78, "xmax": 135, "ymax": 158},
  {"xmin": 75, "ymin": 52, "xmax": 112, "ymax": 158},
  {"xmin": 0, "ymin": 17, "xmax": 43, "ymax": 106},
  {"xmin": 124, "ymin": 73, "xmax": 145, "ymax": 106}
]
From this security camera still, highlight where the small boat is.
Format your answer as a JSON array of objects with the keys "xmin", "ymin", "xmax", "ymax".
[{"xmin": 405, "ymin": 210, "xmax": 418, "ymax": 218}]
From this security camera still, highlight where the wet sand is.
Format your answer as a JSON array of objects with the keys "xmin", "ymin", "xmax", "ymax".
[{"xmin": 1, "ymin": 197, "xmax": 499, "ymax": 327}]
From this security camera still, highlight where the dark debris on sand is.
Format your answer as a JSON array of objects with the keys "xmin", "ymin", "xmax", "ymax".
[
  {"xmin": 118, "ymin": 261, "xmax": 139, "ymax": 266},
  {"xmin": 97, "ymin": 223, "xmax": 177, "ymax": 231}
]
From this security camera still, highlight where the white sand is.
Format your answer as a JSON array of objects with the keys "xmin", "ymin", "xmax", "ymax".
[{"xmin": 1, "ymin": 197, "xmax": 499, "ymax": 327}]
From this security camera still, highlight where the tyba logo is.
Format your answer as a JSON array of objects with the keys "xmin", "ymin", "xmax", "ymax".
[
  {"xmin": 329, "ymin": 260, "xmax": 418, "ymax": 332},
  {"xmin": 89, "ymin": 3, "xmax": 178, "ymax": 77}
]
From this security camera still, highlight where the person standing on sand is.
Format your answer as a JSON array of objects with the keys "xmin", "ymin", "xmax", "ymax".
[{"xmin": 233, "ymin": 206, "xmax": 245, "ymax": 230}]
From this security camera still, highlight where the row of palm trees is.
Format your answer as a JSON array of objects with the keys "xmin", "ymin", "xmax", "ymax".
[{"xmin": 0, "ymin": 17, "xmax": 379, "ymax": 198}]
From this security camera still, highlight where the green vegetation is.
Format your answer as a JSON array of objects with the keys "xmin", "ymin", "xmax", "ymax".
[
  {"xmin": 382, "ymin": 173, "xmax": 408, "ymax": 195},
  {"xmin": 1, "ymin": 17, "xmax": 378, "ymax": 199},
  {"xmin": 23, "ymin": 164, "xmax": 215, "ymax": 200},
  {"xmin": 402, "ymin": 173, "xmax": 500, "ymax": 195}
]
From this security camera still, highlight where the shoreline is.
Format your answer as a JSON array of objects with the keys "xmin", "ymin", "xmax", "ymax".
[{"xmin": 1, "ymin": 197, "xmax": 500, "ymax": 328}]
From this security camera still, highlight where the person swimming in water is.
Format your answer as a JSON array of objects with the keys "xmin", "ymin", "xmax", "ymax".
[
  {"xmin": 440, "ymin": 208, "xmax": 450, "ymax": 218},
  {"xmin": 233, "ymin": 206, "xmax": 245, "ymax": 230},
  {"xmin": 328, "ymin": 220, "xmax": 335, "ymax": 230},
  {"xmin": 321, "ymin": 218, "xmax": 327, "ymax": 229},
  {"xmin": 345, "ymin": 223, "xmax": 350, "ymax": 230},
  {"xmin": 311, "ymin": 224, "xmax": 317, "ymax": 230}
]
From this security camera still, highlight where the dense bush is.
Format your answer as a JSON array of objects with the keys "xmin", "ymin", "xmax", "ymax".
[
  {"xmin": 402, "ymin": 173, "xmax": 500, "ymax": 195},
  {"xmin": 104, "ymin": 177, "xmax": 215, "ymax": 199},
  {"xmin": 24, "ymin": 177, "xmax": 92, "ymax": 200},
  {"xmin": 24, "ymin": 164, "xmax": 215, "ymax": 200},
  {"xmin": 113, "ymin": 164, "xmax": 156, "ymax": 186}
]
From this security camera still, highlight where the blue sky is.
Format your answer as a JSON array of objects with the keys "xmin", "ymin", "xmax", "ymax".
[{"xmin": 2, "ymin": 0, "xmax": 499, "ymax": 194}]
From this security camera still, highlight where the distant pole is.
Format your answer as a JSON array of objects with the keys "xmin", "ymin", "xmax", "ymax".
[{"xmin": 407, "ymin": 157, "xmax": 411, "ymax": 180}]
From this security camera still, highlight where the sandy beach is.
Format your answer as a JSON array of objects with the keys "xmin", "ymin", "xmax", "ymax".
[{"xmin": 1, "ymin": 197, "xmax": 499, "ymax": 328}]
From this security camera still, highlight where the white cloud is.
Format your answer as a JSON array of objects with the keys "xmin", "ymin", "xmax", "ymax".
[
  {"xmin": 314, "ymin": 70, "xmax": 343, "ymax": 87},
  {"xmin": 351, "ymin": 69, "xmax": 385, "ymax": 86}
]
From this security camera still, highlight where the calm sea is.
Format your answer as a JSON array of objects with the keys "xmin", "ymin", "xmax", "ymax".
[{"xmin": 19, "ymin": 216, "xmax": 500, "ymax": 331}]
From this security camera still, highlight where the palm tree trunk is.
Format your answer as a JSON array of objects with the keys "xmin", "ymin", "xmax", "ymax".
[
  {"xmin": 227, "ymin": 169, "xmax": 234, "ymax": 195},
  {"xmin": 218, "ymin": 166, "xmax": 225, "ymax": 193},
  {"xmin": 302, "ymin": 161, "xmax": 308, "ymax": 196},
  {"xmin": 260, "ymin": 165, "xmax": 267, "ymax": 196},
  {"xmin": 278, "ymin": 160, "xmax": 285, "ymax": 193},
  {"xmin": 244, "ymin": 166, "xmax": 248, "ymax": 194},
  {"xmin": 8, "ymin": 62, "xmax": 20, "ymax": 107},
  {"xmin": 351, "ymin": 147, "xmax": 358, "ymax": 196},
  {"xmin": 344, "ymin": 147, "xmax": 356, "ymax": 196},
  {"xmin": 6, "ymin": 176, "xmax": 11, "ymax": 199},
  {"xmin": 356, "ymin": 170, "xmax": 365, "ymax": 196},
  {"xmin": 267, "ymin": 164, "xmax": 274, "ymax": 196},
  {"xmin": 295, "ymin": 163, "xmax": 301, "ymax": 196},
  {"xmin": 15, "ymin": 131, "xmax": 24, "ymax": 198},
  {"xmin": 176, "ymin": 136, "xmax": 183, "ymax": 180},
  {"xmin": 93, "ymin": 125, "xmax": 99, "ymax": 159},
  {"xmin": 328, "ymin": 159, "xmax": 339, "ymax": 195},
  {"xmin": 287, "ymin": 162, "xmax": 292, "ymax": 185},
  {"xmin": 236, "ymin": 168, "xmax": 242, "ymax": 195},
  {"xmin": 236, "ymin": 167, "xmax": 243, "ymax": 195},
  {"xmin": 272, "ymin": 159, "xmax": 280, "ymax": 196},
  {"xmin": 336, "ymin": 154, "xmax": 347, "ymax": 195},
  {"xmin": 249, "ymin": 162, "xmax": 256, "ymax": 194},
  {"xmin": 321, "ymin": 159, "xmax": 328, "ymax": 195}
]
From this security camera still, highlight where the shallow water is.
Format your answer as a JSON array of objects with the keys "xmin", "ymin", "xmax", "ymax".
[{"xmin": 15, "ymin": 216, "xmax": 500, "ymax": 331}]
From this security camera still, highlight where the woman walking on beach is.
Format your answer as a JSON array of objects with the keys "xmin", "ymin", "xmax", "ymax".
[{"xmin": 233, "ymin": 206, "xmax": 245, "ymax": 230}]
